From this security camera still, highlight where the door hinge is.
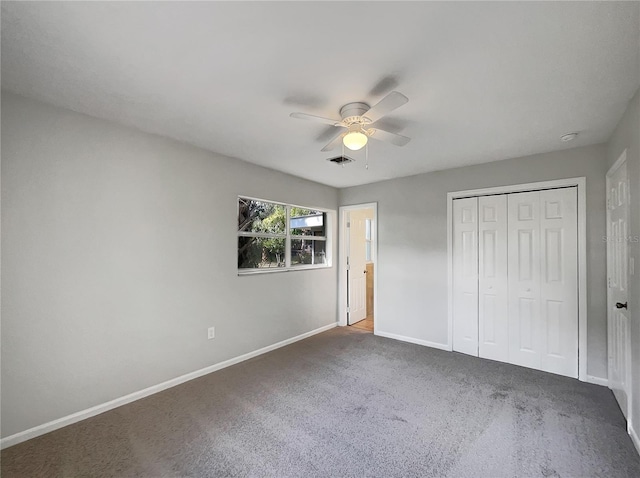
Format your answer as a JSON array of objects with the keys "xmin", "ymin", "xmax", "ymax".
[
  {"xmin": 346, "ymin": 306, "xmax": 350, "ymax": 313},
  {"xmin": 608, "ymin": 277, "xmax": 612, "ymax": 288}
]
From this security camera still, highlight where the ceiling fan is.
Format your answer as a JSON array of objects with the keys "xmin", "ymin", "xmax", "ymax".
[{"xmin": 290, "ymin": 91, "xmax": 411, "ymax": 152}]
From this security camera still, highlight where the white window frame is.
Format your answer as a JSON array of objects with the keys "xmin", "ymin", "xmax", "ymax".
[
  {"xmin": 365, "ymin": 218, "xmax": 373, "ymax": 262},
  {"xmin": 237, "ymin": 196, "xmax": 332, "ymax": 275}
]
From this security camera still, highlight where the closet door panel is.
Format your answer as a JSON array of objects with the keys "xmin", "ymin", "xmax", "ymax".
[
  {"xmin": 478, "ymin": 195, "xmax": 508, "ymax": 362},
  {"xmin": 540, "ymin": 187, "xmax": 578, "ymax": 378},
  {"xmin": 508, "ymin": 191, "xmax": 542, "ymax": 370},
  {"xmin": 453, "ymin": 197, "xmax": 478, "ymax": 356}
]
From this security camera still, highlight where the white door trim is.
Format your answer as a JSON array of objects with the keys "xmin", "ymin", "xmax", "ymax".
[
  {"xmin": 608, "ymin": 149, "xmax": 628, "ymax": 179},
  {"xmin": 447, "ymin": 177, "xmax": 588, "ymax": 382},
  {"xmin": 339, "ymin": 202, "xmax": 378, "ymax": 333}
]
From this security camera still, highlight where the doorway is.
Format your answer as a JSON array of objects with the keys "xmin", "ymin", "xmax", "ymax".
[{"xmin": 339, "ymin": 203, "xmax": 377, "ymax": 332}]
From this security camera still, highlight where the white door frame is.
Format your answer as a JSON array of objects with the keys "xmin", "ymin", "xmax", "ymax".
[
  {"xmin": 606, "ymin": 149, "xmax": 632, "ymax": 424},
  {"xmin": 447, "ymin": 177, "xmax": 588, "ymax": 382},
  {"xmin": 339, "ymin": 202, "xmax": 378, "ymax": 332}
]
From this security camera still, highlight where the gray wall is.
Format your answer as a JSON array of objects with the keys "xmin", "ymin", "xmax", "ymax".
[
  {"xmin": 1, "ymin": 92, "xmax": 339, "ymax": 438},
  {"xmin": 607, "ymin": 88, "xmax": 640, "ymax": 438},
  {"xmin": 340, "ymin": 144, "xmax": 609, "ymax": 378}
]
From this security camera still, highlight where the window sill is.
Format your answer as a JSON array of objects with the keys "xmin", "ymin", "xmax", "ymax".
[{"xmin": 238, "ymin": 265, "xmax": 332, "ymax": 276}]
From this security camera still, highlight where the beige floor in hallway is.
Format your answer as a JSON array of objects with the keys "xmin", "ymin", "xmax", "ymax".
[{"xmin": 351, "ymin": 317, "xmax": 374, "ymax": 332}]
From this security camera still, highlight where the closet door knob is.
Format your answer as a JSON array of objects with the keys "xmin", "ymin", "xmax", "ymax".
[{"xmin": 615, "ymin": 302, "xmax": 628, "ymax": 309}]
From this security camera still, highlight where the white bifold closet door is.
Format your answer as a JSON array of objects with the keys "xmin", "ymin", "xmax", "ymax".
[
  {"xmin": 478, "ymin": 195, "xmax": 509, "ymax": 362},
  {"xmin": 508, "ymin": 188, "xmax": 578, "ymax": 378},
  {"xmin": 452, "ymin": 187, "xmax": 578, "ymax": 378},
  {"xmin": 452, "ymin": 197, "xmax": 479, "ymax": 356}
]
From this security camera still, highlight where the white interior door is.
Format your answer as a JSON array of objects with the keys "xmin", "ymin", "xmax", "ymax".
[
  {"xmin": 478, "ymin": 195, "xmax": 509, "ymax": 362},
  {"xmin": 539, "ymin": 187, "xmax": 578, "ymax": 378},
  {"xmin": 607, "ymin": 160, "xmax": 630, "ymax": 418},
  {"xmin": 348, "ymin": 209, "xmax": 369, "ymax": 324},
  {"xmin": 453, "ymin": 197, "xmax": 479, "ymax": 356},
  {"xmin": 508, "ymin": 191, "xmax": 542, "ymax": 370}
]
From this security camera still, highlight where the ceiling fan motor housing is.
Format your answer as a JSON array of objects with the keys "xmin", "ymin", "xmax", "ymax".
[{"xmin": 339, "ymin": 102, "xmax": 371, "ymax": 125}]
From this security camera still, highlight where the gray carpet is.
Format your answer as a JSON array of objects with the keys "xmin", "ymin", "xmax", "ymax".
[{"xmin": 2, "ymin": 327, "xmax": 639, "ymax": 477}]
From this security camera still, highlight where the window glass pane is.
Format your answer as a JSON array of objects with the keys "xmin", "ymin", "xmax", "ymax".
[
  {"xmin": 366, "ymin": 242, "xmax": 372, "ymax": 262},
  {"xmin": 238, "ymin": 198, "xmax": 285, "ymax": 235},
  {"xmin": 291, "ymin": 239, "xmax": 327, "ymax": 267},
  {"xmin": 365, "ymin": 218, "xmax": 372, "ymax": 240},
  {"xmin": 238, "ymin": 236, "xmax": 286, "ymax": 269},
  {"xmin": 290, "ymin": 209, "xmax": 326, "ymax": 237}
]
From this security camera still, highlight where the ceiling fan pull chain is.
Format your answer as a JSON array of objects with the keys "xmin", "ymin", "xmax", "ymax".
[{"xmin": 365, "ymin": 142, "xmax": 369, "ymax": 170}]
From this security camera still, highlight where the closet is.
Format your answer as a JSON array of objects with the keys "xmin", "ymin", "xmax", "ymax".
[{"xmin": 452, "ymin": 187, "xmax": 578, "ymax": 378}]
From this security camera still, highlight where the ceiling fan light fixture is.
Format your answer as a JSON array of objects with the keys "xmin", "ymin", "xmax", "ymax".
[
  {"xmin": 290, "ymin": 91, "xmax": 410, "ymax": 152},
  {"xmin": 343, "ymin": 130, "xmax": 368, "ymax": 151},
  {"xmin": 560, "ymin": 132, "xmax": 578, "ymax": 142}
]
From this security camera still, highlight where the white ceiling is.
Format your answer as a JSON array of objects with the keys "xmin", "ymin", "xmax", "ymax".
[{"xmin": 2, "ymin": 2, "xmax": 639, "ymax": 188}]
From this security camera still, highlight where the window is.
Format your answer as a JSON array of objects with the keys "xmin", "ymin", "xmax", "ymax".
[
  {"xmin": 365, "ymin": 218, "xmax": 373, "ymax": 262},
  {"xmin": 238, "ymin": 197, "xmax": 330, "ymax": 273}
]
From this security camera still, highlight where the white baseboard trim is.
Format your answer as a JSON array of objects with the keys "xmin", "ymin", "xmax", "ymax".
[
  {"xmin": 375, "ymin": 330, "xmax": 450, "ymax": 352},
  {"xmin": 0, "ymin": 322, "xmax": 338, "ymax": 450},
  {"xmin": 585, "ymin": 375, "xmax": 609, "ymax": 387},
  {"xmin": 630, "ymin": 422, "xmax": 640, "ymax": 456}
]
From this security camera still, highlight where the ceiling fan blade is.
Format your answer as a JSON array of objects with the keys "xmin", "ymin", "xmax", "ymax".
[
  {"xmin": 321, "ymin": 131, "xmax": 346, "ymax": 152},
  {"xmin": 368, "ymin": 128, "xmax": 411, "ymax": 147},
  {"xmin": 290, "ymin": 112, "xmax": 343, "ymax": 127},
  {"xmin": 362, "ymin": 91, "xmax": 408, "ymax": 124}
]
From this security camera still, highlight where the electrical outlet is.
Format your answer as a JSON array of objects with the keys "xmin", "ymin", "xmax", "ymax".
[{"xmin": 207, "ymin": 327, "xmax": 215, "ymax": 339}]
